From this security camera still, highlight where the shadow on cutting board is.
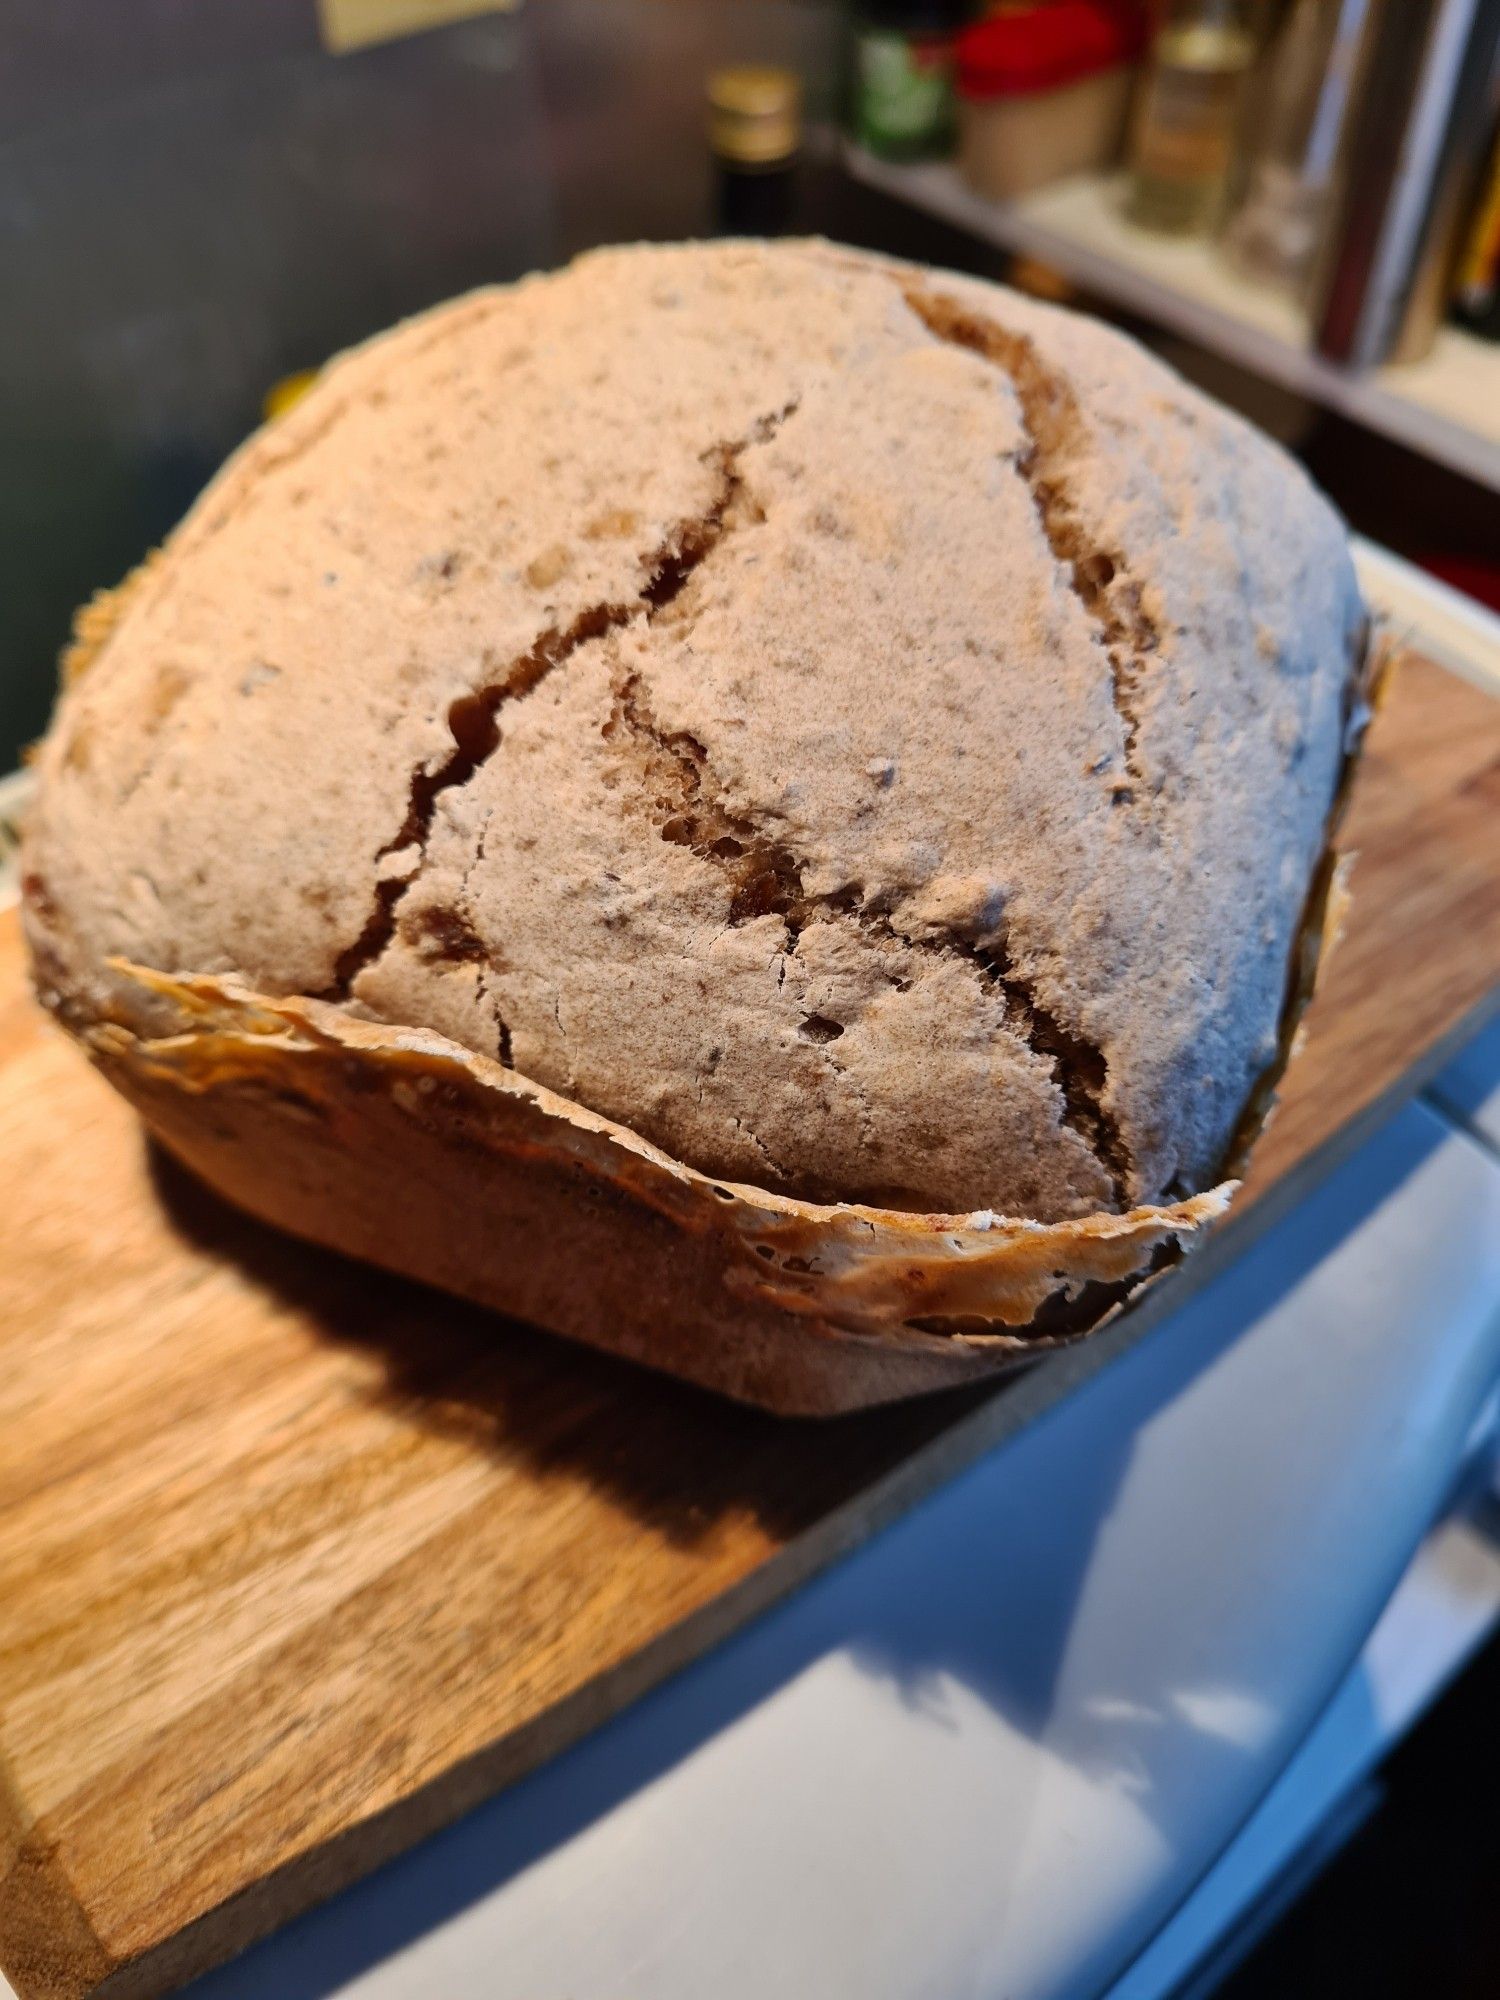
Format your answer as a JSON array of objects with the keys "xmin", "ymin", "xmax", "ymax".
[{"xmin": 145, "ymin": 1140, "xmax": 993, "ymax": 1553}]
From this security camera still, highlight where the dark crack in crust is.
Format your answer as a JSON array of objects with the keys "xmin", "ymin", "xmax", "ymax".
[
  {"xmin": 603, "ymin": 672, "xmax": 1132, "ymax": 1207},
  {"xmin": 901, "ymin": 282, "xmax": 1161, "ymax": 806},
  {"xmin": 319, "ymin": 403, "xmax": 799, "ymax": 1022},
  {"xmin": 312, "ymin": 293, "xmax": 1166, "ymax": 1208}
]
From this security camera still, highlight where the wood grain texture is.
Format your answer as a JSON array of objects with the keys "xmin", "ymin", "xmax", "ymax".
[{"xmin": 0, "ymin": 653, "xmax": 1497, "ymax": 2000}]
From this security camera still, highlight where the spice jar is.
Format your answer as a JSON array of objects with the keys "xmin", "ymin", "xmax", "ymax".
[{"xmin": 957, "ymin": 2, "xmax": 1144, "ymax": 204}]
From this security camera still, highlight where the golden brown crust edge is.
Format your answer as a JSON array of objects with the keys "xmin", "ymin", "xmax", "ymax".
[
  {"xmin": 77, "ymin": 969, "xmax": 1228, "ymax": 1415},
  {"xmin": 30, "ymin": 597, "xmax": 1386, "ymax": 1421}
]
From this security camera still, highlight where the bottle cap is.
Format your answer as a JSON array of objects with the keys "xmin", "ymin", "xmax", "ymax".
[{"xmin": 707, "ymin": 65, "xmax": 802, "ymax": 168}]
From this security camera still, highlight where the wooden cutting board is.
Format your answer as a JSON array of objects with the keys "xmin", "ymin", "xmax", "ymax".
[{"xmin": 2, "ymin": 653, "xmax": 1498, "ymax": 2000}]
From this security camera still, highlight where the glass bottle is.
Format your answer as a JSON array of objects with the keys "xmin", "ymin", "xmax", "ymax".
[
  {"xmin": 1222, "ymin": 0, "xmax": 1365, "ymax": 293},
  {"xmin": 1127, "ymin": 0, "xmax": 1260, "ymax": 236},
  {"xmin": 849, "ymin": 0, "xmax": 966, "ymax": 163},
  {"xmin": 707, "ymin": 66, "xmax": 802, "ymax": 237}
]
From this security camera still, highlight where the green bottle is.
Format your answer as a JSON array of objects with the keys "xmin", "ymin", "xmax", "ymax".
[{"xmin": 851, "ymin": 1, "xmax": 967, "ymax": 162}]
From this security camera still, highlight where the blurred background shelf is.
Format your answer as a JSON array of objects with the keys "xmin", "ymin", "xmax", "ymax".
[{"xmin": 845, "ymin": 148, "xmax": 1500, "ymax": 498}]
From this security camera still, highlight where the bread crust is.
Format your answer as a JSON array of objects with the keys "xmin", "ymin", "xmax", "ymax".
[
  {"xmin": 23, "ymin": 240, "xmax": 1379, "ymax": 1410},
  {"xmin": 78, "ymin": 960, "xmax": 1229, "ymax": 1414}
]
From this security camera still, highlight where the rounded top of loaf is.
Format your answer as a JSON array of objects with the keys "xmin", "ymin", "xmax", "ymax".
[{"xmin": 26, "ymin": 239, "xmax": 1365, "ymax": 1221}]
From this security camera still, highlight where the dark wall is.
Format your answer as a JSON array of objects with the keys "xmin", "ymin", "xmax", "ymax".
[{"xmin": 0, "ymin": 0, "xmax": 839, "ymax": 764}]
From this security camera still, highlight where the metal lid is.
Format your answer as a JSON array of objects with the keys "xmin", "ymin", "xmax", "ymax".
[{"xmin": 707, "ymin": 65, "xmax": 802, "ymax": 167}]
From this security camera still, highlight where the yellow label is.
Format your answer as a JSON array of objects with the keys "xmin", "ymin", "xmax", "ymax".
[
  {"xmin": 262, "ymin": 370, "xmax": 320, "ymax": 423},
  {"xmin": 317, "ymin": 0, "xmax": 516, "ymax": 55}
]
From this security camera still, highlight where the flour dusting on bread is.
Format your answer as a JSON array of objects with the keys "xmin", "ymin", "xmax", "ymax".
[{"xmin": 21, "ymin": 241, "xmax": 1369, "ymax": 1409}]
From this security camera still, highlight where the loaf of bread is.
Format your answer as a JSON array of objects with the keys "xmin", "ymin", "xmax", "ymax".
[{"xmin": 24, "ymin": 240, "xmax": 1371, "ymax": 1412}]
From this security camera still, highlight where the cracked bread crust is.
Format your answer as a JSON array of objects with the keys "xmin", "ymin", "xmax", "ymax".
[
  {"xmin": 69, "ymin": 957, "xmax": 1237, "ymax": 1413},
  {"xmin": 25, "ymin": 241, "xmax": 1367, "ymax": 1392}
]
